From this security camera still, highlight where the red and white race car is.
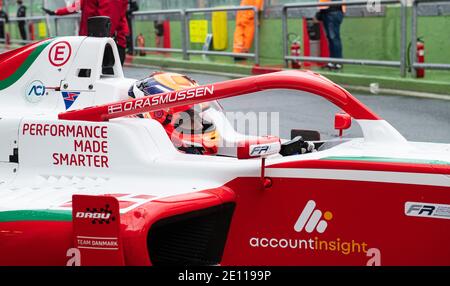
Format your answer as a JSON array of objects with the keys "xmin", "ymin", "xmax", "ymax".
[{"xmin": 0, "ymin": 36, "xmax": 449, "ymax": 266}]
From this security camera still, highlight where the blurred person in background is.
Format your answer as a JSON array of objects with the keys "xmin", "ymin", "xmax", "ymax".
[
  {"xmin": 232, "ymin": 0, "xmax": 264, "ymax": 61},
  {"xmin": 0, "ymin": 0, "xmax": 9, "ymax": 42},
  {"xmin": 126, "ymin": 0, "xmax": 139, "ymax": 55},
  {"xmin": 315, "ymin": 0, "xmax": 346, "ymax": 70},
  {"xmin": 16, "ymin": 0, "xmax": 26, "ymax": 42},
  {"xmin": 42, "ymin": 0, "xmax": 129, "ymax": 65},
  {"xmin": 154, "ymin": 18, "xmax": 164, "ymax": 49}
]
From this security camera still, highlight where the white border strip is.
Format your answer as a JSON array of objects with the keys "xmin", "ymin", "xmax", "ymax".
[
  {"xmin": 76, "ymin": 236, "xmax": 118, "ymax": 240},
  {"xmin": 266, "ymin": 168, "xmax": 450, "ymax": 187},
  {"xmin": 77, "ymin": 246, "xmax": 119, "ymax": 250}
]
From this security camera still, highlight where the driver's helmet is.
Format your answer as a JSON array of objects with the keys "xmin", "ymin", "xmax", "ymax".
[{"xmin": 128, "ymin": 72, "xmax": 219, "ymax": 155}]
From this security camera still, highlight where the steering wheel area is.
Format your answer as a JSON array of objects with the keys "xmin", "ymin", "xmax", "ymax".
[{"xmin": 279, "ymin": 136, "xmax": 316, "ymax": 156}]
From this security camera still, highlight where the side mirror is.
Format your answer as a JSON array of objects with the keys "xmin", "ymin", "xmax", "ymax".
[
  {"xmin": 334, "ymin": 112, "xmax": 352, "ymax": 137},
  {"xmin": 237, "ymin": 136, "xmax": 281, "ymax": 190},
  {"xmin": 237, "ymin": 136, "xmax": 281, "ymax": 160}
]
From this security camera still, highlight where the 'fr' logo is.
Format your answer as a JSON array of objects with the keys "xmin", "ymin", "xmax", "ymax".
[
  {"xmin": 407, "ymin": 204, "xmax": 435, "ymax": 216},
  {"xmin": 251, "ymin": 145, "xmax": 270, "ymax": 155}
]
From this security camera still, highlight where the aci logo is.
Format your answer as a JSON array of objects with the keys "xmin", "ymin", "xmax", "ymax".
[
  {"xmin": 25, "ymin": 80, "xmax": 46, "ymax": 103},
  {"xmin": 294, "ymin": 200, "xmax": 333, "ymax": 233},
  {"xmin": 62, "ymin": 91, "xmax": 80, "ymax": 110}
]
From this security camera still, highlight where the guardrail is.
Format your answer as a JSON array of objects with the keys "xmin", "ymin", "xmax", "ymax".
[
  {"xmin": 0, "ymin": 14, "xmax": 80, "ymax": 44},
  {"xmin": 2, "ymin": 2, "xmax": 450, "ymax": 78},
  {"xmin": 0, "ymin": 16, "xmax": 47, "ymax": 45},
  {"xmin": 282, "ymin": 0, "xmax": 408, "ymax": 76},
  {"xmin": 131, "ymin": 9, "xmax": 185, "ymax": 55},
  {"xmin": 1, "ymin": 6, "xmax": 260, "ymax": 65},
  {"xmin": 52, "ymin": 14, "xmax": 81, "ymax": 37},
  {"xmin": 183, "ymin": 6, "xmax": 259, "ymax": 64},
  {"xmin": 410, "ymin": 0, "xmax": 450, "ymax": 77},
  {"xmin": 132, "ymin": 6, "xmax": 259, "ymax": 64}
]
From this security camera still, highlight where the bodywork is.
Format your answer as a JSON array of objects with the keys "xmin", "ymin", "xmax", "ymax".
[{"xmin": 0, "ymin": 37, "xmax": 449, "ymax": 265}]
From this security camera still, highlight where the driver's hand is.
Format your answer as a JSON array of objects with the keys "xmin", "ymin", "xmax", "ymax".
[{"xmin": 300, "ymin": 141, "xmax": 316, "ymax": 154}]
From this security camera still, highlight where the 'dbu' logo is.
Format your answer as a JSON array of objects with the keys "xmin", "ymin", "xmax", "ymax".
[
  {"xmin": 25, "ymin": 80, "xmax": 46, "ymax": 103},
  {"xmin": 76, "ymin": 204, "xmax": 116, "ymax": 225}
]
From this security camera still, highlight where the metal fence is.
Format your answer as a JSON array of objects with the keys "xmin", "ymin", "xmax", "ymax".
[
  {"xmin": 0, "ymin": 16, "xmax": 51, "ymax": 45},
  {"xmin": 0, "ymin": 14, "xmax": 80, "ymax": 44},
  {"xmin": 52, "ymin": 14, "xmax": 80, "ymax": 37},
  {"xmin": 131, "ymin": 6, "xmax": 259, "ymax": 64},
  {"xmin": 131, "ymin": 9, "xmax": 185, "ymax": 55},
  {"xmin": 282, "ymin": 0, "xmax": 408, "ymax": 76},
  {"xmin": 1, "ymin": 1, "xmax": 450, "ymax": 77},
  {"xmin": 410, "ymin": 0, "xmax": 450, "ymax": 77}
]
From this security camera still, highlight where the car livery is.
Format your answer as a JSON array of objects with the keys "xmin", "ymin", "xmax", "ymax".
[{"xmin": 0, "ymin": 36, "xmax": 449, "ymax": 266}]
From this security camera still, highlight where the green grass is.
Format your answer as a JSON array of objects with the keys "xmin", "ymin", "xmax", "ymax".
[{"xmin": 131, "ymin": 52, "xmax": 450, "ymax": 95}]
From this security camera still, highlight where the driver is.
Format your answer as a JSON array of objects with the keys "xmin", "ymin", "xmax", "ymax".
[{"xmin": 128, "ymin": 72, "xmax": 219, "ymax": 155}]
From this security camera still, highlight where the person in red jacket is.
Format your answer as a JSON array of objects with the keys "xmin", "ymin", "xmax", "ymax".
[{"xmin": 42, "ymin": 0, "xmax": 129, "ymax": 65}]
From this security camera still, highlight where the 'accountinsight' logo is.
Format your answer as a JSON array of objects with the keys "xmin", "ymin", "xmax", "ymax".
[
  {"xmin": 294, "ymin": 200, "xmax": 333, "ymax": 233},
  {"xmin": 249, "ymin": 200, "xmax": 370, "ymax": 256}
]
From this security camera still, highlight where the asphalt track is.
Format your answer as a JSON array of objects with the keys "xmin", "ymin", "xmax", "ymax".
[{"xmin": 125, "ymin": 66, "xmax": 450, "ymax": 144}]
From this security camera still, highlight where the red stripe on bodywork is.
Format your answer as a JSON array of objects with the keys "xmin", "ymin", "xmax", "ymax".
[
  {"xmin": 131, "ymin": 194, "xmax": 156, "ymax": 200},
  {"xmin": 118, "ymin": 201, "xmax": 136, "ymax": 208},
  {"xmin": 0, "ymin": 40, "xmax": 47, "ymax": 80},
  {"xmin": 0, "ymin": 188, "xmax": 235, "ymax": 266},
  {"xmin": 268, "ymin": 159, "xmax": 450, "ymax": 175}
]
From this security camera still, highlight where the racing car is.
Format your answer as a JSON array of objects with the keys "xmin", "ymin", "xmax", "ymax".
[{"xmin": 0, "ymin": 35, "xmax": 449, "ymax": 266}]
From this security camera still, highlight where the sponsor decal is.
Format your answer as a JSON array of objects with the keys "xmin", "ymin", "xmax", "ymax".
[
  {"xmin": 366, "ymin": 247, "xmax": 381, "ymax": 266},
  {"xmin": 108, "ymin": 85, "xmax": 215, "ymax": 114},
  {"xmin": 25, "ymin": 80, "xmax": 46, "ymax": 103},
  {"xmin": 72, "ymin": 195, "xmax": 124, "ymax": 264},
  {"xmin": 48, "ymin": 41, "xmax": 72, "ymax": 67},
  {"xmin": 249, "ymin": 200, "xmax": 371, "ymax": 259},
  {"xmin": 76, "ymin": 236, "xmax": 119, "ymax": 250},
  {"xmin": 22, "ymin": 123, "xmax": 109, "ymax": 168},
  {"xmin": 76, "ymin": 212, "xmax": 111, "ymax": 220},
  {"xmin": 250, "ymin": 145, "xmax": 270, "ymax": 156},
  {"xmin": 22, "ymin": 123, "xmax": 107, "ymax": 138},
  {"xmin": 249, "ymin": 236, "xmax": 369, "ymax": 256},
  {"xmin": 249, "ymin": 142, "xmax": 280, "ymax": 157},
  {"xmin": 294, "ymin": 200, "xmax": 332, "ymax": 233},
  {"xmin": 76, "ymin": 206, "xmax": 115, "ymax": 224},
  {"xmin": 62, "ymin": 91, "xmax": 80, "ymax": 110},
  {"xmin": 405, "ymin": 202, "xmax": 450, "ymax": 220},
  {"xmin": 75, "ymin": 204, "xmax": 115, "ymax": 224},
  {"xmin": 66, "ymin": 248, "xmax": 81, "ymax": 266}
]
